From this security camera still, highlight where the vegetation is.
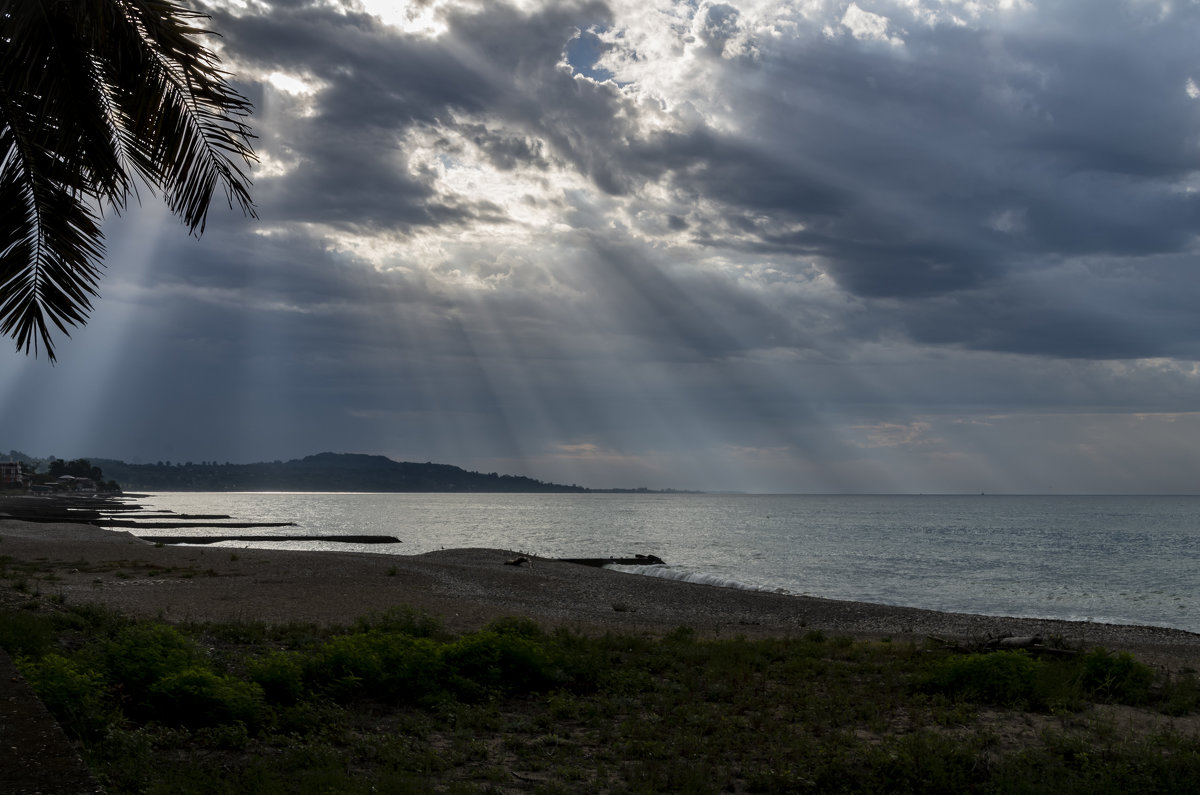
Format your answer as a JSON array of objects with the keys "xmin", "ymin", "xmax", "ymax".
[
  {"xmin": 1, "ymin": 0, "xmax": 256, "ymax": 361},
  {"xmin": 1, "ymin": 456, "xmax": 121, "ymax": 493},
  {"xmin": 40, "ymin": 457, "xmax": 121, "ymax": 492},
  {"xmin": 2, "ymin": 599, "xmax": 1198, "ymax": 793}
]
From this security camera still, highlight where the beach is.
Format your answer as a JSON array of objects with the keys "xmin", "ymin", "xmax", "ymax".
[{"xmin": 3, "ymin": 518, "xmax": 1199, "ymax": 670}]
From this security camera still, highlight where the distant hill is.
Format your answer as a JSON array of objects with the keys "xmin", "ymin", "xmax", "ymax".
[{"xmin": 86, "ymin": 453, "xmax": 625, "ymax": 493}]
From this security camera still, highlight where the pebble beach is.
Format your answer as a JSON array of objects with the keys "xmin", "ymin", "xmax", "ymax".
[{"xmin": 3, "ymin": 519, "xmax": 1198, "ymax": 671}]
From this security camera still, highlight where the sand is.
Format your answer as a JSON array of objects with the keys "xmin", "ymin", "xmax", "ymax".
[{"xmin": 2, "ymin": 519, "xmax": 1198, "ymax": 670}]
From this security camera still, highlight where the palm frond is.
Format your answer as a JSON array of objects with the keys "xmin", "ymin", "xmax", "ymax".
[
  {"xmin": 0, "ymin": 128, "xmax": 104, "ymax": 359},
  {"xmin": 0, "ymin": 0, "xmax": 257, "ymax": 361},
  {"xmin": 105, "ymin": 0, "xmax": 257, "ymax": 234}
]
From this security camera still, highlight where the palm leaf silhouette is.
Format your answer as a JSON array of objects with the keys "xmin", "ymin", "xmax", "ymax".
[{"xmin": 1, "ymin": 0, "xmax": 256, "ymax": 361}]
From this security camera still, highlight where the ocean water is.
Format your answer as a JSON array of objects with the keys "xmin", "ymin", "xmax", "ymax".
[{"xmin": 138, "ymin": 492, "xmax": 1200, "ymax": 634}]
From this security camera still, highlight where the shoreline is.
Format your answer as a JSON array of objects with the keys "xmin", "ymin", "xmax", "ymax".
[
  {"xmin": 2, "ymin": 519, "xmax": 1198, "ymax": 670},
  {"xmin": 606, "ymin": 563, "xmax": 1199, "ymax": 638}
]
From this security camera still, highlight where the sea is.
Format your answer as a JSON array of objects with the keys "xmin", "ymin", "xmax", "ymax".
[{"xmin": 137, "ymin": 492, "xmax": 1200, "ymax": 635}]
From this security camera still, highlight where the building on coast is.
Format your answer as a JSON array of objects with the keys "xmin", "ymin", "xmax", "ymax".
[{"xmin": 1, "ymin": 460, "xmax": 25, "ymax": 489}]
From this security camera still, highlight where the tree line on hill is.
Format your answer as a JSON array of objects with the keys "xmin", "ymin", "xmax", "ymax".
[
  {"xmin": 91, "ymin": 453, "xmax": 591, "ymax": 493},
  {"xmin": 1, "ymin": 453, "xmax": 121, "ymax": 493},
  {"xmin": 6, "ymin": 451, "xmax": 684, "ymax": 494}
]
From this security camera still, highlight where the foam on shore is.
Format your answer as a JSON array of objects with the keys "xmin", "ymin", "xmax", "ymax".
[{"xmin": 605, "ymin": 563, "xmax": 796, "ymax": 595}]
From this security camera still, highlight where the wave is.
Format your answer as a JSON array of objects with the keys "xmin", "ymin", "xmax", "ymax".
[{"xmin": 605, "ymin": 563, "xmax": 796, "ymax": 595}]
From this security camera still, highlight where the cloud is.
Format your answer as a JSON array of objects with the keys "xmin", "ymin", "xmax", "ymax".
[
  {"xmin": 840, "ymin": 3, "xmax": 901, "ymax": 45},
  {"xmin": 5, "ymin": 0, "xmax": 1200, "ymax": 492}
]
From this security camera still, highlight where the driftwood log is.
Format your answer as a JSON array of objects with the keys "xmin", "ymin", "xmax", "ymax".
[{"xmin": 927, "ymin": 633, "xmax": 1081, "ymax": 658}]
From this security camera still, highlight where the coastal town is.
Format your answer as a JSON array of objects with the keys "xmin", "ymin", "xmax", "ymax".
[{"xmin": 0, "ymin": 457, "xmax": 120, "ymax": 495}]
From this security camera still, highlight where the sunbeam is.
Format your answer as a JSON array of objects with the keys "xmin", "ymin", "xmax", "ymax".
[{"xmin": 7, "ymin": 0, "xmax": 1200, "ymax": 494}]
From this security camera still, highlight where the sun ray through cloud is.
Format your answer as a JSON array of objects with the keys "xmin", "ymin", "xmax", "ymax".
[{"xmin": 5, "ymin": 0, "xmax": 1200, "ymax": 493}]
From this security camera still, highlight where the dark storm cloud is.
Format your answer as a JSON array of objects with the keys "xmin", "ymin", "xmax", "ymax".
[
  {"xmin": 762, "ymin": 33, "xmax": 1192, "ymax": 257},
  {"xmin": 610, "ymin": 4, "xmax": 1200, "ymax": 362},
  {"xmin": 211, "ymin": 2, "xmax": 496, "ymax": 120},
  {"xmin": 206, "ymin": 0, "xmax": 626, "ymax": 228},
  {"xmin": 9, "ymin": 0, "xmax": 1200, "ymax": 493},
  {"xmin": 887, "ymin": 251, "xmax": 1200, "ymax": 361},
  {"xmin": 628, "ymin": 128, "xmax": 850, "ymax": 216},
  {"xmin": 212, "ymin": 7, "xmax": 501, "ymax": 230},
  {"xmin": 183, "ymin": 2, "xmax": 1200, "ymax": 355},
  {"xmin": 179, "ymin": 0, "xmax": 1200, "ymax": 370}
]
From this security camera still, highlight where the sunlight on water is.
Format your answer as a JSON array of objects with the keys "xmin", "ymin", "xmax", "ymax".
[{"xmin": 140, "ymin": 493, "xmax": 1200, "ymax": 633}]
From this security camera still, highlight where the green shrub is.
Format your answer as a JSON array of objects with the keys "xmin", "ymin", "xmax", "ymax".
[
  {"xmin": 303, "ymin": 631, "xmax": 445, "ymax": 702},
  {"xmin": 101, "ymin": 622, "xmax": 199, "ymax": 694},
  {"xmin": 920, "ymin": 651, "xmax": 1043, "ymax": 708},
  {"xmin": 248, "ymin": 650, "xmax": 306, "ymax": 705},
  {"xmin": 147, "ymin": 667, "xmax": 266, "ymax": 730},
  {"xmin": 17, "ymin": 653, "xmax": 113, "ymax": 738},
  {"xmin": 546, "ymin": 629, "xmax": 607, "ymax": 693},
  {"xmin": 1075, "ymin": 648, "xmax": 1154, "ymax": 704},
  {"xmin": 441, "ymin": 630, "xmax": 558, "ymax": 698}
]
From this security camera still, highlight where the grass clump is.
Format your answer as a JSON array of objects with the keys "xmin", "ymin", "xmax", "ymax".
[
  {"xmin": 919, "ymin": 649, "xmax": 1046, "ymax": 708},
  {"xmin": 1076, "ymin": 647, "xmax": 1155, "ymax": 704}
]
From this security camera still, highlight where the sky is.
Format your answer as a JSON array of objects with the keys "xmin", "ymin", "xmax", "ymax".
[{"xmin": 5, "ymin": 0, "xmax": 1200, "ymax": 493}]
